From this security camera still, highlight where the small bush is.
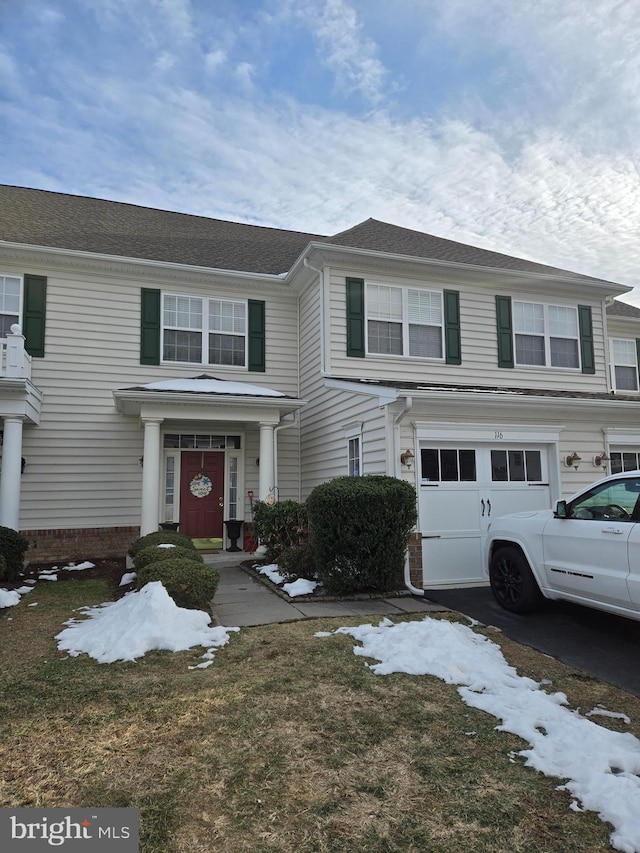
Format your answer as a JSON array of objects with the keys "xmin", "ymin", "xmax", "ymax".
[
  {"xmin": 252, "ymin": 500, "xmax": 308, "ymax": 562},
  {"xmin": 133, "ymin": 544, "xmax": 204, "ymax": 571},
  {"xmin": 277, "ymin": 543, "xmax": 317, "ymax": 582},
  {"xmin": 0, "ymin": 526, "xmax": 29, "ymax": 581},
  {"xmin": 136, "ymin": 559, "xmax": 220, "ymax": 610},
  {"xmin": 307, "ymin": 476, "xmax": 417, "ymax": 595},
  {"xmin": 128, "ymin": 530, "xmax": 196, "ymax": 558}
]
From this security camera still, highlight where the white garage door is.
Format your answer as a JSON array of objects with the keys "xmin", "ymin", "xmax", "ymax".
[{"xmin": 419, "ymin": 444, "xmax": 550, "ymax": 587}]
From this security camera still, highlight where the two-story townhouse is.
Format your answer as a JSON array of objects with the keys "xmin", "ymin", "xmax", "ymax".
[{"xmin": 2, "ymin": 185, "xmax": 640, "ymax": 592}]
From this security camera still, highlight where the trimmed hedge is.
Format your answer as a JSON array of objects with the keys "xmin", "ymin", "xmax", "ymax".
[
  {"xmin": 0, "ymin": 526, "xmax": 29, "ymax": 581},
  {"xmin": 136, "ymin": 559, "xmax": 220, "ymax": 610},
  {"xmin": 307, "ymin": 476, "xmax": 417, "ymax": 595},
  {"xmin": 277, "ymin": 543, "xmax": 317, "ymax": 582},
  {"xmin": 133, "ymin": 544, "xmax": 204, "ymax": 571},
  {"xmin": 128, "ymin": 530, "xmax": 196, "ymax": 558},
  {"xmin": 252, "ymin": 500, "xmax": 308, "ymax": 563}
]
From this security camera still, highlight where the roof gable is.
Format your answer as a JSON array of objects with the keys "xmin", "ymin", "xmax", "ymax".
[{"xmin": 325, "ymin": 218, "xmax": 617, "ymax": 284}]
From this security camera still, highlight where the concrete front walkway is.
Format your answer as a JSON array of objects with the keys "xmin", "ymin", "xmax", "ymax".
[{"xmin": 203, "ymin": 553, "xmax": 448, "ymax": 627}]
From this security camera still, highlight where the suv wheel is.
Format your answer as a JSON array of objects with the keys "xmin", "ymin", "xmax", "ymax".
[{"xmin": 489, "ymin": 546, "xmax": 542, "ymax": 614}]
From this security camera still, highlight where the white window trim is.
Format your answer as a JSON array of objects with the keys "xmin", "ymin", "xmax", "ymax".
[
  {"xmin": 610, "ymin": 337, "xmax": 639, "ymax": 393},
  {"xmin": 161, "ymin": 292, "xmax": 249, "ymax": 369},
  {"xmin": 365, "ymin": 283, "xmax": 444, "ymax": 360},
  {"xmin": 0, "ymin": 273, "xmax": 23, "ymax": 335},
  {"xmin": 513, "ymin": 300, "xmax": 581, "ymax": 370},
  {"xmin": 346, "ymin": 424, "xmax": 363, "ymax": 476}
]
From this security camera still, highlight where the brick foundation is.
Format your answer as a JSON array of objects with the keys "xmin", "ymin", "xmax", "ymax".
[
  {"xmin": 22, "ymin": 526, "xmax": 140, "ymax": 565},
  {"xmin": 408, "ymin": 531, "xmax": 423, "ymax": 588}
]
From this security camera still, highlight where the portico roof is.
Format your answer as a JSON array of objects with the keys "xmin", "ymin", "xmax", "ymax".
[{"xmin": 113, "ymin": 375, "xmax": 306, "ymax": 420}]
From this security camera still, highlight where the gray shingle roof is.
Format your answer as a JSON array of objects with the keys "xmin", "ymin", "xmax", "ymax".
[
  {"xmin": 326, "ymin": 217, "xmax": 615, "ymax": 283},
  {"xmin": 606, "ymin": 300, "xmax": 640, "ymax": 318},
  {"xmin": 0, "ymin": 185, "xmax": 320, "ymax": 275},
  {"xmin": 0, "ymin": 185, "xmax": 622, "ymax": 286}
]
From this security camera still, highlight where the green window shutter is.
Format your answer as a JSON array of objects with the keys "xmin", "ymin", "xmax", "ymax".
[
  {"xmin": 635, "ymin": 339, "xmax": 640, "ymax": 386},
  {"xmin": 578, "ymin": 305, "xmax": 595, "ymax": 374},
  {"xmin": 346, "ymin": 277, "xmax": 365, "ymax": 357},
  {"xmin": 140, "ymin": 288, "xmax": 161, "ymax": 365},
  {"xmin": 23, "ymin": 274, "xmax": 47, "ymax": 358},
  {"xmin": 443, "ymin": 289, "xmax": 461, "ymax": 365},
  {"xmin": 495, "ymin": 295, "xmax": 514, "ymax": 368},
  {"xmin": 248, "ymin": 299, "xmax": 266, "ymax": 372}
]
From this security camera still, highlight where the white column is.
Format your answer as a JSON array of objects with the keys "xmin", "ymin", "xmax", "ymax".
[
  {"xmin": 140, "ymin": 418, "xmax": 162, "ymax": 535},
  {"xmin": 0, "ymin": 417, "xmax": 24, "ymax": 530},
  {"xmin": 258, "ymin": 422, "xmax": 275, "ymax": 501}
]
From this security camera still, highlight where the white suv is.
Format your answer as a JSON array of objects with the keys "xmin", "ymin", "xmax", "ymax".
[{"xmin": 486, "ymin": 470, "xmax": 640, "ymax": 621}]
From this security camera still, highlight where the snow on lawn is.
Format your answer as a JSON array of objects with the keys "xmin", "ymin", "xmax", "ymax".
[
  {"xmin": 318, "ymin": 616, "xmax": 640, "ymax": 853},
  {"xmin": 56, "ymin": 581, "xmax": 239, "ymax": 666},
  {"xmin": 256, "ymin": 563, "xmax": 319, "ymax": 597}
]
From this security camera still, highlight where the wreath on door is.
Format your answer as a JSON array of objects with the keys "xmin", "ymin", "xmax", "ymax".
[{"xmin": 190, "ymin": 473, "xmax": 212, "ymax": 498}]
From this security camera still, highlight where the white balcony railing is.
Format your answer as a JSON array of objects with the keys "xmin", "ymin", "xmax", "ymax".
[{"xmin": 0, "ymin": 326, "xmax": 32, "ymax": 380}]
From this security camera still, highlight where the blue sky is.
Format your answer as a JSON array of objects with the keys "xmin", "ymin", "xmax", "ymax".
[{"xmin": 2, "ymin": 0, "xmax": 640, "ymax": 300}]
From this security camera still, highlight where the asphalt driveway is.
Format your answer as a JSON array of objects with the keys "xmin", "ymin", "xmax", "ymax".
[{"xmin": 425, "ymin": 586, "xmax": 640, "ymax": 698}]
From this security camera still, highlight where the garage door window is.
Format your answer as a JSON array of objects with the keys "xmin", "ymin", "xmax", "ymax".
[
  {"xmin": 610, "ymin": 451, "xmax": 640, "ymax": 474},
  {"xmin": 491, "ymin": 449, "xmax": 542, "ymax": 482},
  {"xmin": 421, "ymin": 448, "xmax": 476, "ymax": 482}
]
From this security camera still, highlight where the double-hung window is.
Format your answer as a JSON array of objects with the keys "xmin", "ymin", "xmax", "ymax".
[
  {"xmin": 162, "ymin": 295, "xmax": 247, "ymax": 366},
  {"xmin": 611, "ymin": 339, "xmax": 639, "ymax": 392},
  {"xmin": 0, "ymin": 275, "xmax": 21, "ymax": 338},
  {"xmin": 367, "ymin": 284, "xmax": 443, "ymax": 358},
  {"xmin": 513, "ymin": 301, "xmax": 579, "ymax": 368}
]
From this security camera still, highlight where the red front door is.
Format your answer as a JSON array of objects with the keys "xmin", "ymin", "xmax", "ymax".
[{"xmin": 179, "ymin": 451, "xmax": 225, "ymax": 538}]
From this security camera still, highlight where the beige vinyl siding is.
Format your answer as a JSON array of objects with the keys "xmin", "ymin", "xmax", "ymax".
[
  {"xmin": 299, "ymin": 279, "xmax": 388, "ymax": 496},
  {"xmin": 328, "ymin": 266, "xmax": 608, "ymax": 393},
  {"xmin": 5, "ymin": 257, "xmax": 301, "ymax": 531}
]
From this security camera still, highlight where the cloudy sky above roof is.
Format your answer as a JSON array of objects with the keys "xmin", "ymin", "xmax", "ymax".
[{"xmin": 2, "ymin": 0, "xmax": 639, "ymax": 302}]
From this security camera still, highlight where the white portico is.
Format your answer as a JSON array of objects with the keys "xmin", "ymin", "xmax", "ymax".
[
  {"xmin": 0, "ymin": 326, "xmax": 42, "ymax": 530},
  {"xmin": 113, "ymin": 376, "xmax": 306, "ymax": 538}
]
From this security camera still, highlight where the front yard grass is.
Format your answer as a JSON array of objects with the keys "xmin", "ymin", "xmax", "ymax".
[{"xmin": 1, "ymin": 576, "xmax": 639, "ymax": 852}]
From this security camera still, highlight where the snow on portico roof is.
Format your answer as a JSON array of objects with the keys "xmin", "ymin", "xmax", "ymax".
[{"xmin": 140, "ymin": 376, "xmax": 286, "ymax": 397}]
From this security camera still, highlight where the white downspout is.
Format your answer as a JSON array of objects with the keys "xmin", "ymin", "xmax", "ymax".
[
  {"xmin": 273, "ymin": 412, "xmax": 299, "ymax": 494},
  {"xmin": 393, "ymin": 397, "xmax": 424, "ymax": 596}
]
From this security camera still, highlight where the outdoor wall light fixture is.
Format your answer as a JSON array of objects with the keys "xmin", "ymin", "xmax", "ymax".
[
  {"xmin": 400, "ymin": 449, "xmax": 415, "ymax": 469},
  {"xmin": 594, "ymin": 451, "xmax": 609, "ymax": 469},
  {"xmin": 565, "ymin": 451, "xmax": 582, "ymax": 470},
  {"xmin": 139, "ymin": 457, "xmax": 144, "ymax": 468}
]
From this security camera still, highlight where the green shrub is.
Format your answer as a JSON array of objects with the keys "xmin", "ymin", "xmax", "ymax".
[
  {"xmin": 0, "ymin": 526, "xmax": 29, "ymax": 581},
  {"xmin": 307, "ymin": 476, "xmax": 417, "ymax": 595},
  {"xmin": 277, "ymin": 542, "xmax": 317, "ymax": 582},
  {"xmin": 136, "ymin": 559, "xmax": 220, "ymax": 610},
  {"xmin": 128, "ymin": 530, "xmax": 196, "ymax": 558},
  {"xmin": 252, "ymin": 500, "xmax": 308, "ymax": 562},
  {"xmin": 0, "ymin": 553, "xmax": 6, "ymax": 581},
  {"xmin": 133, "ymin": 544, "xmax": 204, "ymax": 571}
]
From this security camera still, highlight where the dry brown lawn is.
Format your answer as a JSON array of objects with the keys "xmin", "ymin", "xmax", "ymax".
[{"xmin": 1, "ymin": 574, "xmax": 639, "ymax": 852}]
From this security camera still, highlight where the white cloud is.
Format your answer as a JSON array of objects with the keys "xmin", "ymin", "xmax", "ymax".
[
  {"xmin": 295, "ymin": 0, "xmax": 387, "ymax": 103},
  {"xmin": 204, "ymin": 47, "xmax": 227, "ymax": 73}
]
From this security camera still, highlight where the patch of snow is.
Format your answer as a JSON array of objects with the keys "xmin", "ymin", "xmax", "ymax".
[
  {"xmin": 0, "ymin": 589, "xmax": 21, "ymax": 608},
  {"xmin": 119, "ymin": 572, "xmax": 137, "ymax": 587},
  {"xmin": 142, "ymin": 378, "xmax": 285, "ymax": 397},
  {"xmin": 283, "ymin": 578, "xmax": 318, "ymax": 597},
  {"xmin": 319, "ymin": 616, "xmax": 640, "ymax": 853},
  {"xmin": 587, "ymin": 706, "xmax": 631, "ymax": 725},
  {"xmin": 257, "ymin": 564, "xmax": 285, "ymax": 585},
  {"xmin": 61, "ymin": 561, "xmax": 95, "ymax": 571},
  {"xmin": 55, "ymin": 581, "xmax": 239, "ymax": 665},
  {"xmin": 38, "ymin": 574, "xmax": 58, "ymax": 581}
]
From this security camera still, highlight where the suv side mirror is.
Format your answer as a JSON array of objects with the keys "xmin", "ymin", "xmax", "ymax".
[{"xmin": 554, "ymin": 500, "xmax": 568, "ymax": 519}]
